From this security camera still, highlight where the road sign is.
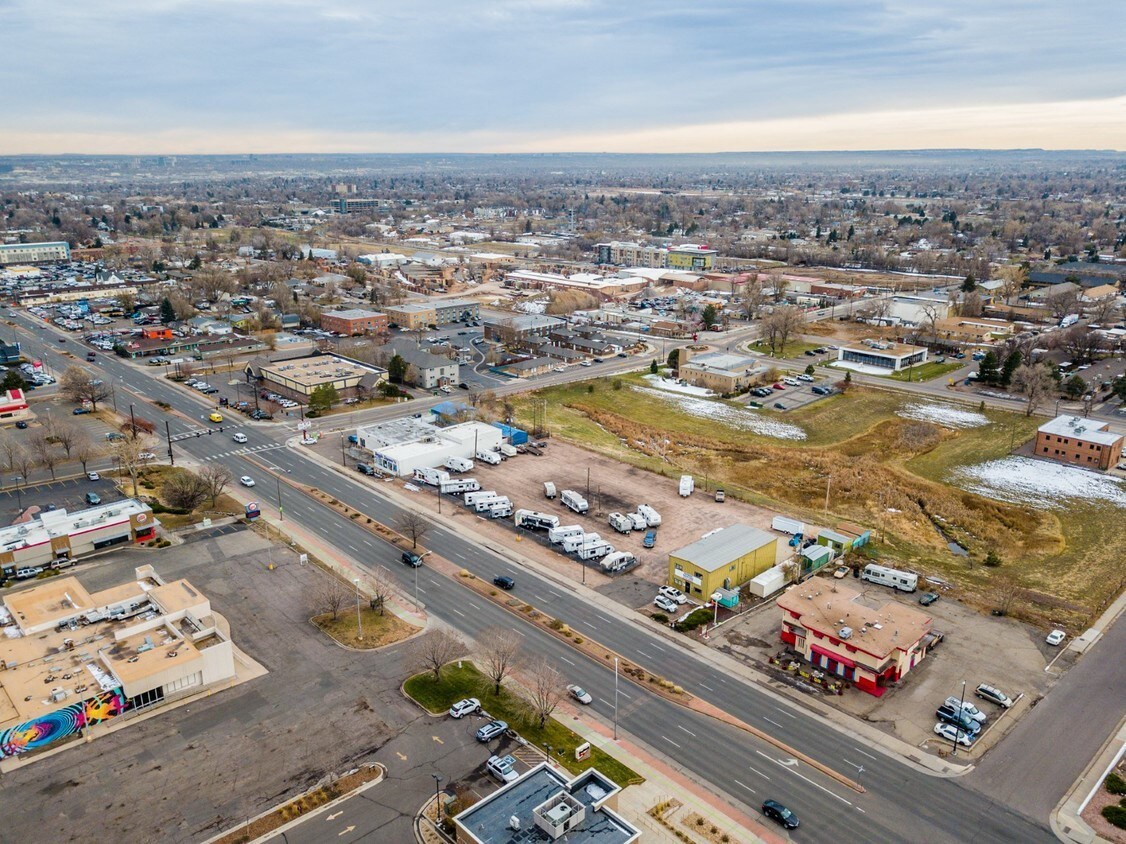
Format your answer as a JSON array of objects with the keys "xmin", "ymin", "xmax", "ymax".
[
  {"xmin": 575, "ymin": 742, "xmax": 591, "ymax": 761},
  {"xmin": 297, "ymin": 421, "xmax": 311, "ymax": 431}
]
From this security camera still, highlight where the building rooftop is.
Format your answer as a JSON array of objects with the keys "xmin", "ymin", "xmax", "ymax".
[
  {"xmin": 840, "ymin": 341, "xmax": 926, "ymax": 355},
  {"xmin": 455, "ymin": 763, "xmax": 639, "ymax": 844},
  {"xmin": 776, "ymin": 581, "xmax": 932, "ymax": 657},
  {"xmin": 670, "ymin": 524, "xmax": 776, "ymax": 572},
  {"xmin": 322, "ymin": 308, "xmax": 385, "ymax": 320},
  {"xmin": 1038, "ymin": 415, "xmax": 1122, "ymax": 446},
  {"xmin": 0, "ymin": 500, "xmax": 153, "ymax": 560},
  {"xmin": 260, "ymin": 354, "xmax": 386, "ymax": 388},
  {"xmin": 682, "ymin": 351, "xmax": 761, "ymax": 373}
]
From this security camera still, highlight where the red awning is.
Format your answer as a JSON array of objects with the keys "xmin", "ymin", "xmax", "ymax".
[{"xmin": 810, "ymin": 644, "xmax": 856, "ymax": 669}]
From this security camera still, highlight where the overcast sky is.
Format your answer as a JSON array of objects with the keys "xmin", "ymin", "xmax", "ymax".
[{"xmin": 3, "ymin": 0, "xmax": 1123, "ymax": 153}]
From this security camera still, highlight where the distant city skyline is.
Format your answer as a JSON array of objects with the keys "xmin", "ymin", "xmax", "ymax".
[{"xmin": 3, "ymin": 0, "xmax": 1123, "ymax": 154}]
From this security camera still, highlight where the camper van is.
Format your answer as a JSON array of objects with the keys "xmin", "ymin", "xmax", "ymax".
[
  {"xmin": 561, "ymin": 490, "xmax": 589, "ymax": 514},
  {"xmin": 678, "ymin": 475, "xmax": 694, "ymax": 497},
  {"xmin": 444, "ymin": 456, "xmax": 474, "ymax": 473},
  {"xmin": 548, "ymin": 524, "xmax": 583, "ymax": 544},
  {"xmin": 514, "ymin": 510, "xmax": 560, "ymax": 531},
  {"xmin": 608, "ymin": 512, "xmax": 634, "ymax": 534},
  {"xmin": 861, "ymin": 563, "xmax": 918, "ymax": 593}
]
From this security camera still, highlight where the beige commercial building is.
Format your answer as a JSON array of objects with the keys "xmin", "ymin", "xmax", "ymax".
[
  {"xmin": 678, "ymin": 349, "xmax": 765, "ymax": 393},
  {"xmin": 258, "ymin": 354, "xmax": 387, "ymax": 401}
]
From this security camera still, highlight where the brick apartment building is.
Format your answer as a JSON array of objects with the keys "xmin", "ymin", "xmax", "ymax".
[
  {"xmin": 1035, "ymin": 415, "xmax": 1124, "ymax": 471},
  {"xmin": 319, "ymin": 308, "xmax": 388, "ymax": 336}
]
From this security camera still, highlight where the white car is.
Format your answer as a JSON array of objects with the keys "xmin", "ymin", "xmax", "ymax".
[
  {"xmin": 567, "ymin": 684, "xmax": 593, "ymax": 705},
  {"xmin": 798, "ymin": 374, "xmax": 814, "ymax": 382},
  {"xmin": 448, "ymin": 697, "xmax": 481, "ymax": 719},
  {"xmin": 138, "ymin": 451, "xmax": 157, "ymax": 461},
  {"xmin": 782, "ymin": 377, "xmax": 801, "ymax": 387},
  {"xmin": 86, "ymin": 471, "xmax": 100, "ymax": 481},
  {"xmin": 654, "ymin": 595, "xmax": 679, "ymax": 613},
  {"xmin": 943, "ymin": 696, "xmax": 987, "ymax": 723},
  {"xmin": 934, "ymin": 722, "xmax": 975, "ymax": 747},
  {"xmin": 486, "ymin": 754, "xmax": 519, "ymax": 783},
  {"xmin": 658, "ymin": 585, "xmax": 688, "ymax": 604},
  {"xmin": 239, "ymin": 476, "xmax": 256, "ymax": 487},
  {"xmin": 232, "ymin": 433, "xmax": 248, "ymax": 443},
  {"xmin": 1045, "ymin": 629, "xmax": 1066, "ymax": 646}
]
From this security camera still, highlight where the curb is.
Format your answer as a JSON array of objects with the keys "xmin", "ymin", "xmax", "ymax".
[{"xmin": 1051, "ymin": 716, "xmax": 1126, "ymax": 844}]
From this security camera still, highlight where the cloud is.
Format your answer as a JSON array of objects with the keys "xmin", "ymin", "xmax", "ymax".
[{"xmin": 0, "ymin": 0, "xmax": 1122, "ymax": 152}]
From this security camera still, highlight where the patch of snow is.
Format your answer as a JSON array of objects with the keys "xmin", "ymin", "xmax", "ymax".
[
  {"xmin": 632, "ymin": 386, "xmax": 807, "ymax": 440},
  {"xmin": 897, "ymin": 402, "xmax": 990, "ymax": 429},
  {"xmin": 641, "ymin": 375, "xmax": 716, "ymax": 397},
  {"xmin": 954, "ymin": 457, "xmax": 1126, "ymax": 508}
]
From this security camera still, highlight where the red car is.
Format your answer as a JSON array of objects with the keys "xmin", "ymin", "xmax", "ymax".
[{"xmin": 772, "ymin": 383, "xmax": 785, "ymax": 390}]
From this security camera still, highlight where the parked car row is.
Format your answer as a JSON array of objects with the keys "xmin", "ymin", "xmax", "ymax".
[
  {"xmin": 933, "ymin": 683, "xmax": 1015, "ymax": 746},
  {"xmin": 260, "ymin": 390, "xmax": 300, "ymax": 409}
]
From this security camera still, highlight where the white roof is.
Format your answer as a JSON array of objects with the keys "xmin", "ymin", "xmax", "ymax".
[{"xmin": 1038, "ymin": 415, "xmax": 1122, "ymax": 446}]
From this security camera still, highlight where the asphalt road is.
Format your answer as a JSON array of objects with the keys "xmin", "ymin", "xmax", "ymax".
[{"xmin": 7, "ymin": 310, "xmax": 1109, "ymax": 843}]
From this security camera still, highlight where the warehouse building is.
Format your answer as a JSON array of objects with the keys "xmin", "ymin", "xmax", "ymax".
[
  {"xmin": 355, "ymin": 419, "xmax": 503, "ymax": 477},
  {"xmin": 257, "ymin": 354, "xmax": 387, "ymax": 402},
  {"xmin": 0, "ymin": 564, "xmax": 236, "ymax": 763},
  {"xmin": 667, "ymin": 524, "xmax": 778, "ymax": 599},
  {"xmin": 0, "ymin": 242, "xmax": 71, "ymax": 266}
]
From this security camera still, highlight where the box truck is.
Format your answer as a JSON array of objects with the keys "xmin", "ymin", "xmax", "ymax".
[
  {"xmin": 861, "ymin": 563, "xmax": 918, "ymax": 593},
  {"xmin": 543, "ymin": 481, "xmax": 557, "ymax": 499},
  {"xmin": 771, "ymin": 516, "xmax": 806, "ymax": 536},
  {"xmin": 678, "ymin": 475, "xmax": 694, "ymax": 497},
  {"xmin": 413, "ymin": 467, "xmax": 451, "ymax": 487},
  {"xmin": 444, "ymin": 456, "xmax": 474, "ymax": 473},
  {"xmin": 476, "ymin": 450, "xmax": 502, "ymax": 465},
  {"xmin": 637, "ymin": 504, "xmax": 662, "ymax": 526},
  {"xmin": 608, "ymin": 512, "xmax": 634, "ymax": 534},
  {"xmin": 464, "ymin": 490, "xmax": 497, "ymax": 507},
  {"xmin": 441, "ymin": 478, "xmax": 480, "ymax": 494},
  {"xmin": 561, "ymin": 490, "xmax": 589, "ymax": 514},
  {"xmin": 548, "ymin": 524, "xmax": 583, "ymax": 544},
  {"xmin": 514, "ymin": 510, "xmax": 560, "ymax": 530}
]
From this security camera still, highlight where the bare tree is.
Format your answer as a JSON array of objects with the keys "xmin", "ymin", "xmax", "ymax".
[
  {"xmin": 0, "ymin": 433, "xmax": 21, "ymax": 474},
  {"xmin": 199, "ymin": 463, "xmax": 233, "ymax": 507},
  {"xmin": 163, "ymin": 470, "xmax": 211, "ymax": 511},
  {"xmin": 394, "ymin": 510, "xmax": 430, "ymax": 549},
  {"xmin": 1046, "ymin": 287, "xmax": 1080, "ymax": 321},
  {"xmin": 760, "ymin": 305, "xmax": 805, "ymax": 357},
  {"xmin": 857, "ymin": 297, "xmax": 891, "ymax": 323},
  {"xmin": 10, "ymin": 445, "xmax": 37, "ymax": 488},
  {"xmin": 995, "ymin": 264, "xmax": 1028, "ymax": 306},
  {"xmin": 109, "ymin": 435, "xmax": 155, "ymax": 497},
  {"xmin": 525, "ymin": 656, "xmax": 567, "ymax": 730},
  {"xmin": 51, "ymin": 419, "xmax": 79, "ymax": 459},
  {"xmin": 29, "ymin": 430, "xmax": 59, "ymax": 481},
  {"xmin": 59, "ymin": 365, "xmax": 111, "ymax": 411},
  {"xmin": 311, "ymin": 573, "xmax": 352, "ymax": 621},
  {"xmin": 1086, "ymin": 295, "xmax": 1119, "ymax": 326},
  {"xmin": 1059, "ymin": 326, "xmax": 1104, "ymax": 365},
  {"xmin": 367, "ymin": 565, "xmax": 395, "ymax": 616},
  {"xmin": 1011, "ymin": 363, "xmax": 1056, "ymax": 417},
  {"xmin": 479, "ymin": 628, "xmax": 523, "ymax": 696},
  {"xmin": 741, "ymin": 276, "xmax": 770, "ymax": 320},
  {"xmin": 72, "ymin": 433, "xmax": 101, "ymax": 474},
  {"xmin": 413, "ymin": 630, "xmax": 466, "ymax": 682}
]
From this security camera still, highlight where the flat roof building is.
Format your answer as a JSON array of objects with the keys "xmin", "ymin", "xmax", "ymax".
[
  {"xmin": 454, "ymin": 762, "xmax": 640, "ymax": 844},
  {"xmin": 320, "ymin": 308, "xmax": 388, "ymax": 337},
  {"xmin": 357, "ymin": 420, "xmax": 503, "ymax": 477},
  {"xmin": 678, "ymin": 348, "xmax": 765, "ymax": 394},
  {"xmin": 668, "ymin": 524, "xmax": 778, "ymax": 600},
  {"xmin": 0, "ymin": 565, "xmax": 236, "ymax": 762},
  {"xmin": 0, "ymin": 242, "xmax": 71, "ymax": 266},
  {"xmin": 257, "ymin": 354, "xmax": 387, "ymax": 401},
  {"xmin": 1035, "ymin": 415, "xmax": 1124, "ymax": 471},
  {"xmin": 836, "ymin": 341, "xmax": 927, "ymax": 373}
]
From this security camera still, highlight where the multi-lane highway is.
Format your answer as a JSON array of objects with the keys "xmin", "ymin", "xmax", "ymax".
[{"xmin": 8, "ymin": 311, "xmax": 1116, "ymax": 842}]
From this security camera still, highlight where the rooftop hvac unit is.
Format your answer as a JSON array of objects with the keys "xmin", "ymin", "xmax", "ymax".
[
  {"xmin": 508, "ymin": 816, "xmax": 521, "ymax": 831},
  {"xmin": 839, "ymin": 626, "xmax": 853, "ymax": 639}
]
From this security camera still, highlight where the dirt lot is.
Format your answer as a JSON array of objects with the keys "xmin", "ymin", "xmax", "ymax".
[
  {"xmin": 712, "ymin": 572, "xmax": 1061, "ymax": 757},
  {"xmin": 420, "ymin": 439, "xmax": 807, "ymax": 603}
]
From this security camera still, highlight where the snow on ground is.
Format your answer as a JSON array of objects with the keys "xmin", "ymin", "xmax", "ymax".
[
  {"xmin": 632, "ymin": 386, "xmax": 807, "ymax": 440},
  {"xmin": 954, "ymin": 456, "xmax": 1126, "ymax": 508},
  {"xmin": 641, "ymin": 375, "xmax": 716, "ymax": 397},
  {"xmin": 897, "ymin": 402, "xmax": 990, "ymax": 429}
]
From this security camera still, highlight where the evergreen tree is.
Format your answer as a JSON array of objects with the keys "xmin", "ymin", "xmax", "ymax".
[
  {"xmin": 159, "ymin": 297, "xmax": 176, "ymax": 324},
  {"xmin": 649, "ymin": 360, "xmax": 658, "ymax": 375},
  {"xmin": 961, "ymin": 274, "xmax": 976, "ymax": 292},
  {"xmin": 978, "ymin": 351, "xmax": 1000, "ymax": 385},
  {"xmin": 1000, "ymin": 350, "xmax": 1022, "ymax": 386},
  {"xmin": 1063, "ymin": 374, "xmax": 1087, "ymax": 400},
  {"xmin": 387, "ymin": 354, "xmax": 407, "ymax": 384}
]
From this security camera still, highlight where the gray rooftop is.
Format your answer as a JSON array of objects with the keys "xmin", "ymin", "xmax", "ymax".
[
  {"xmin": 682, "ymin": 351, "xmax": 760, "ymax": 373},
  {"xmin": 323, "ymin": 308, "xmax": 384, "ymax": 319},
  {"xmin": 670, "ymin": 524, "xmax": 776, "ymax": 572},
  {"xmin": 455, "ymin": 763, "xmax": 638, "ymax": 844}
]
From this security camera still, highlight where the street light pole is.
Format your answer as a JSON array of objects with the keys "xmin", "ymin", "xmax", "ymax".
[
  {"xmin": 276, "ymin": 475, "xmax": 284, "ymax": 521},
  {"xmin": 354, "ymin": 578, "xmax": 363, "ymax": 640},
  {"xmin": 432, "ymin": 774, "xmax": 444, "ymax": 820},
  {"xmin": 952, "ymin": 679, "xmax": 967, "ymax": 756},
  {"xmin": 12, "ymin": 476, "xmax": 22, "ymax": 512},
  {"xmin": 613, "ymin": 657, "xmax": 619, "ymax": 740},
  {"xmin": 340, "ymin": 433, "xmax": 346, "ymax": 466}
]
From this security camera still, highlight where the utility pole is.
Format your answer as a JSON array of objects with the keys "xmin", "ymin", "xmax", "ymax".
[
  {"xmin": 165, "ymin": 420, "xmax": 175, "ymax": 466},
  {"xmin": 340, "ymin": 433, "xmax": 346, "ymax": 466},
  {"xmin": 952, "ymin": 679, "xmax": 967, "ymax": 756},
  {"xmin": 129, "ymin": 404, "xmax": 138, "ymax": 439},
  {"xmin": 586, "ymin": 467, "xmax": 590, "ymax": 500},
  {"xmin": 354, "ymin": 578, "xmax": 363, "ymax": 640},
  {"xmin": 824, "ymin": 475, "xmax": 831, "ymax": 515},
  {"xmin": 613, "ymin": 657, "xmax": 619, "ymax": 740}
]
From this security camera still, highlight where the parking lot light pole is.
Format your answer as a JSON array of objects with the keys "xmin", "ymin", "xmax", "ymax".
[
  {"xmin": 432, "ymin": 774, "xmax": 444, "ymax": 819},
  {"xmin": 12, "ymin": 476, "xmax": 22, "ymax": 511},
  {"xmin": 952, "ymin": 679, "xmax": 967, "ymax": 756}
]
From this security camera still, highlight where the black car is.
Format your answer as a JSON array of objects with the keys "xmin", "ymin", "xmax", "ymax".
[
  {"xmin": 15, "ymin": 420, "xmax": 28, "ymax": 429},
  {"xmin": 761, "ymin": 800, "xmax": 799, "ymax": 829},
  {"xmin": 493, "ymin": 575, "xmax": 515, "ymax": 590},
  {"xmin": 458, "ymin": 382, "xmax": 470, "ymax": 390},
  {"xmin": 401, "ymin": 551, "xmax": 423, "ymax": 567},
  {"xmin": 935, "ymin": 704, "xmax": 980, "ymax": 734}
]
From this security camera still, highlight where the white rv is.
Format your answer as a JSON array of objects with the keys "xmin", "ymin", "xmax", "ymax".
[
  {"xmin": 599, "ymin": 551, "xmax": 636, "ymax": 573},
  {"xmin": 577, "ymin": 541, "xmax": 613, "ymax": 560},
  {"xmin": 637, "ymin": 504, "xmax": 662, "ymax": 526},
  {"xmin": 861, "ymin": 563, "xmax": 918, "ymax": 593},
  {"xmin": 608, "ymin": 512, "xmax": 633, "ymax": 534},
  {"xmin": 464, "ymin": 490, "xmax": 498, "ymax": 507},
  {"xmin": 514, "ymin": 510, "xmax": 560, "ymax": 530},
  {"xmin": 561, "ymin": 490, "xmax": 589, "ymax": 514},
  {"xmin": 440, "ymin": 478, "xmax": 481, "ymax": 494},
  {"xmin": 476, "ymin": 450, "xmax": 502, "ymax": 465},
  {"xmin": 548, "ymin": 524, "xmax": 583, "ymax": 544},
  {"xmin": 543, "ymin": 481, "xmax": 557, "ymax": 499},
  {"xmin": 678, "ymin": 475, "xmax": 694, "ymax": 497},
  {"xmin": 474, "ymin": 494, "xmax": 505, "ymax": 513},
  {"xmin": 413, "ymin": 467, "xmax": 451, "ymax": 487},
  {"xmin": 562, "ymin": 532, "xmax": 603, "ymax": 553},
  {"xmin": 488, "ymin": 499, "xmax": 514, "ymax": 518},
  {"xmin": 444, "ymin": 456, "xmax": 474, "ymax": 473}
]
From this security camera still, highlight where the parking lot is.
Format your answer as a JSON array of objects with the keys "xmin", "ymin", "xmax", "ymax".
[
  {"xmin": 747, "ymin": 371, "xmax": 836, "ymax": 412},
  {"xmin": 0, "ymin": 474, "xmax": 122, "ymax": 524},
  {"xmin": 713, "ymin": 574, "xmax": 1059, "ymax": 756}
]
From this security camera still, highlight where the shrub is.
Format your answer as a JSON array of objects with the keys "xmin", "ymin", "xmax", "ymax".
[
  {"xmin": 573, "ymin": 637, "xmax": 583, "ymax": 644},
  {"xmin": 984, "ymin": 550, "xmax": 1002, "ymax": 568},
  {"xmin": 587, "ymin": 384, "xmax": 595, "ymax": 394},
  {"xmin": 612, "ymin": 379, "xmax": 622, "ymax": 391},
  {"xmin": 1102, "ymin": 804, "xmax": 1126, "ymax": 829},
  {"xmin": 548, "ymin": 618, "xmax": 565, "ymax": 631},
  {"xmin": 1107, "ymin": 772, "xmax": 1126, "ymax": 795},
  {"xmin": 651, "ymin": 613, "xmax": 668, "ymax": 623}
]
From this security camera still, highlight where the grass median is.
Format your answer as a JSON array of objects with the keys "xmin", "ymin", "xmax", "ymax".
[{"xmin": 404, "ymin": 662, "xmax": 642, "ymax": 786}]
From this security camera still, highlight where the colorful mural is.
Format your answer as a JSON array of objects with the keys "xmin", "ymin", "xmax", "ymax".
[{"xmin": 0, "ymin": 687, "xmax": 127, "ymax": 758}]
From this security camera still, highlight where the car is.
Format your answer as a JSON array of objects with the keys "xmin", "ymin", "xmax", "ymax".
[
  {"xmin": 1046, "ymin": 629, "xmax": 1066, "ymax": 646},
  {"xmin": 714, "ymin": 488, "xmax": 725, "ymax": 502},
  {"xmin": 86, "ymin": 352, "xmax": 96, "ymax": 361},
  {"xmin": 798, "ymin": 373, "xmax": 814, "ymax": 382},
  {"xmin": 811, "ymin": 385, "xmax": 831, "ymax": 395},
  {"xmin": 401, "ymin": 551, "xmax": 423, "ymax": 567},
  {"xmin": 654, "ymin": 595, "xmax": 679, "ymax": 613},
  {"xmin": 580, "ymin": 360, "xmax": 592, "ymax": 367},
  {"xmin": 72, "ymin": 407, "xmax": 92, "ymax": 415},
  {"xmin": 84, "ymin": 492, "xmax": 101, "ymax": 505},
  {"xmin": 475, "ymin": 720, "xmax": 508, "ymax": 742},
  {"xmin": 616, "ymin": 352, "xmax": 628, "ymax": 358},
  {"xmin": 554, "ymin": 365, "xmax": 567, "ymax": 372},
  {"xmin": 658, "ymin": 585, "xmax": 687, "ymax": 604},
  {"xmin": 944, "ymin": 696, "xmax": 987, "ymax": 723},
  {"xmin": 919, "ymin": 592, "xmax": 940, "ymax": 606},
  {"xmin": 14, "ymin": 420, "xmax": 28, "ymax": 429},
  {"xmin": 209, "ymin": 412, "xmax": 223, "ymax": 423},
  {"xmin": 804, "ymin": 349, "xmax": 817, "ymax": 356},
  {"xmin": 57, "ymin": 337, "xmax": 66, "ymax": 343},
  {"xmin": 448, "ymin": 698, "xmax": 481, "ymax": 719},
  {"xmin": 761, "ymin": 800, "xmax": 799, "ymax": 830},
  {"xmin": 138, "ymin": 452, "xmax": 156, "ymax": 460},
  {"xmin": 773, "ymin": 402, "xmax": 786, "ymax": 410},
  {"xmin": 935, "ymin": 704, "xmax": 981, "ymax": 734},
  {"xmin": 86, "ymin": 471, "xmax": 100, "ymax": 481},
  {"xmin": 232, "ymin": 433, "xmax": 248, "ymax": 443},
  {"xmin": 782, "ymin": 377, "xmax": 801, "ymax": 386},
  {"xmin": 458, "ymin": 382, "xmax": 470, "ymax": 389},
  {"xmin": 642, "ymin": 529, "xmax": 657, "ymax": 548},
  {"xmin": 833, "ymin": 565, "xmax": 849, "ymax": 579},
  {"xmin": 567, "ymin": 685, "xmax": 593, "ymax": 705},
  {"xmin": 486, "ymin": 754, "xmax": 519, "ymax": 784},
  {"xmin": 772, "ymin": 383, "xmax": 785, "ymax": 390},
  {"xmin": 975, "ymin": 684, "xmax": 1014, "ymax": 708},
  {"xmin": 933, "ymin": 722, "xmax": 975, "ymax": 747},
  {"xmin": 239, "ymin": 476, "xmax": 255, "ymax": 487},
  {"xmin": 493, "ymin": 575, "xmax": 515, "ymax": 590},
  {"xmin": 593, "ymin": 358, "xmax": 604, "ymax": 364}
]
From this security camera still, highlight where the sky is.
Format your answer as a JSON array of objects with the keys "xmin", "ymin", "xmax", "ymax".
[{"xmin": 2, "ymin": 0, "xmax": 1124, "ymax": 154}]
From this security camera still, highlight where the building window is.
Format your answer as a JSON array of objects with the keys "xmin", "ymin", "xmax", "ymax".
[{"xmin": 127, "ymin": 686, "xmax": 165, "ymax": 711}]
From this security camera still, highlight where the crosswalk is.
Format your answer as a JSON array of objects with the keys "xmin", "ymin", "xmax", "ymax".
[{"xmin": 199, "ymin": 443, "xmax": 287, "ymax": 461}]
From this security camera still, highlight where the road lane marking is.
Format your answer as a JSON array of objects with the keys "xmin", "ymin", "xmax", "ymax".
[
  {"xmin": 853, "ymin": 747, "xmax": 878, "ymax": 761},
  {"xmin": 733, "ymin": 778, "xmax": 756, "ymax": 794},
  {"xmin": 636, "ymin": 650, "xmax": 652, "ymax": 659},
  {"xmin": 759, "ymin": 753, "xmax": 853, "ymax": 806},
  {"xmin": 327, "ymin": 811, "xmax": 343, "ymax": 820},
  {"xmin": 762, "ymin": 717, "xmax": 785, "ymax": 729},
  {"xmin": 698, "ymin": 682, "xmax": 714, "ymax": 691},
  {"xmin": 650, "ymin": 643, "xmax": 666, "ymax": 652},
  {"xmin": 773, "ymin": 707, "xmax": 796, "ymax": 719},
  {"xmin": 449, "ymin": 608, "xmax": 466, "ymax": 617},
  {"xmin": 677, "ymin": 725, "xmax": 696, "ymax": 737},
  {"xmin": 662, "ymin": 736, "xmax": 682, "ymax": 749},
  {"xmin": 580, "ymin": 620, "xmax": 598, "ymax": 631},
  {"xmin": 338, "ymin": 826, "xmax": 356, "ymax": 836},
  {"xmin": 559, "ymin": 656, "xmax": 577, "ymax": 666},
  {"xmin": 534, "ymin": 594, "xmax": 550, "ymax": 602},
  {"xmin": 748, "ymin": 766, "xmax": 771, "ymax": 781}
]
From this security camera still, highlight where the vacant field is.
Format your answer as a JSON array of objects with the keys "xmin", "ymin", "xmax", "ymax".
[
  {"xmin": 888, "ymin": 360, "xmax": 964, "ymax": 382},
  {"xmin": 505, "ymin": 373, "xmax": 1124, "ymax": 627}
]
